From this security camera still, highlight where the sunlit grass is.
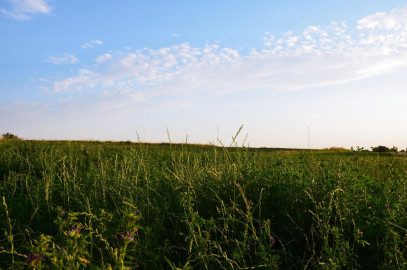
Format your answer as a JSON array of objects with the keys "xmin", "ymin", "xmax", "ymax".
[{"xmin": 0, "ymin": 139, "xmax": 406, "ymax": 269}]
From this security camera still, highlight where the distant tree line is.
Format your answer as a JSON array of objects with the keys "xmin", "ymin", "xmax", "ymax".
[
  {"xmin": 1, "ymin": 133, "xmax": 20, "ymax": 140},
  {"xmin": 1, "ymin": 133, "xmax": 405, "ymax": 153},
  {"xmin": 371, "ymin": 145, "xmax": 400, "ymax": 153}
]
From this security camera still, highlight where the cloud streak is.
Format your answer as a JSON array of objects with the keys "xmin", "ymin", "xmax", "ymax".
[
  {"xmin": 81, "ymin": 40, "xmax": 103, "ymax": 49},
  {"xmin": 45, "ymin": 53, "xmax": 79, "ymax": 65},
  {"xmin": 0, "ymin": 0, "xmax": 51, "ymax": 20}
]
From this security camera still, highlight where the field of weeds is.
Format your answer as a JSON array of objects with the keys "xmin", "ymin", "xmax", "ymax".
[{"xmin": 0, "ymin": 140, "xmax": 406, "ymax": 269}]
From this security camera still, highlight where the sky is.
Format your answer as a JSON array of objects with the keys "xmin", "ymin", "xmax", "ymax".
[{"xmin": 1, "ymin": 0, "xmax": 407, "ymax": 149}]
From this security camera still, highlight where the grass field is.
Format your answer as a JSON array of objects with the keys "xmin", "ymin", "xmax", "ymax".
[{"xmin": 0, "ymin": 139, "xmax": 406, "ymax": 269}]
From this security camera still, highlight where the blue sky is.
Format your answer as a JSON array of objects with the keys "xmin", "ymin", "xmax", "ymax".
[{"xmin": 1, "ymin": 0, "xmax": 407, "ymax": 149}]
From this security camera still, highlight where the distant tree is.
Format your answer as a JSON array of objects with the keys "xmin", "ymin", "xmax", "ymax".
[
  {"xmin": 390, "ymin": 146, "xmax": 398, "ymax": 153},
  {"xmin": 2, "ymin": 133, "xmax": 20, "ymax": 140},
  {"xmin": 371, "ymin": 145, "xmax": 391, "ymax": 152}
]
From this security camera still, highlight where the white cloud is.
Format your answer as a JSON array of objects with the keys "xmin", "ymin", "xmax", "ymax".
[
  {"xmin": 45, "ymin": 53, "xmax": 79, "ymax": 65},
  {"xmin": 357, "ymin": 6, "xmax": 407, "ymax": 30},
  {"xmin": 95, "ymin": 53, "xmax": 112, "ymax": 63},
  {"xmin": 32, "ymin": 5, "xmax": 407, "ymax": 121},
  {"xmin": 81, "ymin": 40, "xmax": 103, "ymax": 49},
  {"xmin": 0, "ymin": 0, "xmax": 51, "ymax": 20},
  {"xmin": 44, "ymin": 3, "xmax": 407, "ymax": 96},
  {"xmin": 52, "ymin": 69, "xmax": 97, "ymax": 93}
]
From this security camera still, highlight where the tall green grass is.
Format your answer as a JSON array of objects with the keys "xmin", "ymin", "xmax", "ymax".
[{"xmin": 0, "ymin": 139, "xmax": 406, "ymax": 269}]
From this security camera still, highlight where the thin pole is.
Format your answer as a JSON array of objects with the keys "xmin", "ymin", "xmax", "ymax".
[
  {"xmin": 307, "ymin": 127, "xmax": 310, "ymax": 149},
  {"xmin": 217, "ymin": 127, "xmax": 219, "ymax": 146}
]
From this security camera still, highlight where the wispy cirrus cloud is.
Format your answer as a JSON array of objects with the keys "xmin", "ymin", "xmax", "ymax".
[
  {"xmin": 0, "ymin": 0, "xmax": 51, "ymax": 20},
  {"xmin": 45, "ymin": 53, "xmax": 79, "ymax": 65},
  {"xmin": 81, "ymin": 40, "xmax": 103, "ymax": 49}
]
